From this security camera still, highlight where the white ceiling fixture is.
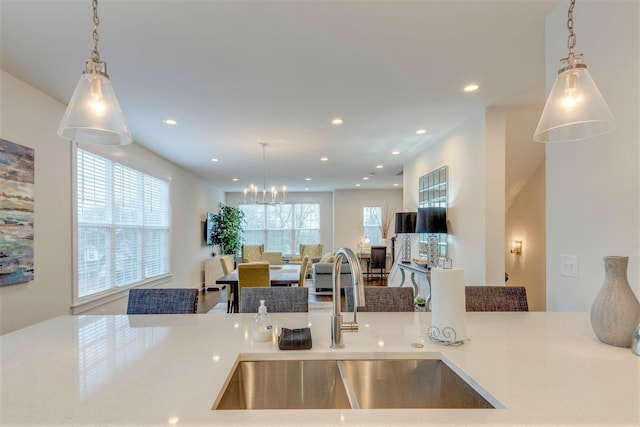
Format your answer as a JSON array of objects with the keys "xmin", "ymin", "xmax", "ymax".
[
  {"xmin": 534, "ymin": 0, "xmax": 615, "ymax": 143},
  {"xmin": 463, "ymin": 84, "xmax": 479, "ymax": 92},
  {"xmin": 57, "ymin": 0, "xmax": 131, "ymax": 145},
  {"xmin": 243, "ymin": 143, "xmax": 286, "ymax": 204},
  {"xmin": 3, "ymin": 1, "xmax": 561, "ymax": 190},
  {"xmin": 163, "ymin": 119, "xmax": 178, "ymax": 125},
  {"xmin": 331, "ymin": 118, "xmax": 343, "ymax": 125}
]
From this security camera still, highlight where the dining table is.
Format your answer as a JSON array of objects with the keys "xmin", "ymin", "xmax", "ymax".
[{"xmin": 215, "ymin": 264, "xmax": 301, "ymax": 312}]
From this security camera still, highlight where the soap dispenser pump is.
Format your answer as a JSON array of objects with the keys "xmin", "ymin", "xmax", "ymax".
[{"xmin": 253, "ymin": 300, "xmax": 273, "ymax": 342}]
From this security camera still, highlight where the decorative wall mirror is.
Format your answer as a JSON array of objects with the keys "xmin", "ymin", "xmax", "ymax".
[{"xmin": 418, "ymin": 165, "xmax": 448, "ymax": 258}]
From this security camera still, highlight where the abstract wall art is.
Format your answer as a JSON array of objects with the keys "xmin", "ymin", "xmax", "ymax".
[{"xmin": 0, "ymin": 139, "xmax": 34, "ymax": 286}]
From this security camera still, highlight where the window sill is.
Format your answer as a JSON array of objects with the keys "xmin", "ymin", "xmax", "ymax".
[{"xmin": 71, "ymin": 274, "xmax": 173, "ymax": 314}]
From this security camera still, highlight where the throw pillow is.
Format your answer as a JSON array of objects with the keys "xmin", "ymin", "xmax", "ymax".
[{"xmin": 319, "ymin": 252, "xmax": 334, "ymax": 264}]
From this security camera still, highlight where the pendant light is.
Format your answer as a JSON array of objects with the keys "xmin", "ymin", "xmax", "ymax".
[
  {"xmin": 58, "ymin": 0, "xmax": 132, "ymax": 145},
  {"xmin": 533, "ymin": 0, "xmax": 615, "ymax": 143}
]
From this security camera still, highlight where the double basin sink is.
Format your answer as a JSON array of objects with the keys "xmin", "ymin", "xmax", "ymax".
[{"xmin": 214, "ymin": 355, "xmax": 498, "ymax": 410}]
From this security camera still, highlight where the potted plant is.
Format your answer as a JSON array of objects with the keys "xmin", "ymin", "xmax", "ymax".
[
  {"xmin": 415, "ymin": 296, "xmax": 426, "ymax": 311},
  {"xmin": 210, "ymin": 203, "xmax": 245, "ymax": 256}
]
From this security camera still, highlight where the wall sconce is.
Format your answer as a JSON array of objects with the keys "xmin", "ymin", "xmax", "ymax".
[{"xmin": 510, "ymin": 241, "xmax": 523, "ymax": 255}]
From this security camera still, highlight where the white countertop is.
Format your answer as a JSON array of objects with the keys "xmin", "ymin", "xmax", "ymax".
[{"xmin": 1, "ymin": 312, "xmax": 638, "ymax": 426}]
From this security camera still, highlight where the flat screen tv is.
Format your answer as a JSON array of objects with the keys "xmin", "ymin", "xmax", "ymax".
[{"xmin": 204, "ymin": 212, "xmax": 216, "ymax": 246}]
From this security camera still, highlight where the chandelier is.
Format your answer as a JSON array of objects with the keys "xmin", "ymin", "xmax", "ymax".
[{"xmin": 243, "ymin": 143, "xmax": 286, "ymax": 204}]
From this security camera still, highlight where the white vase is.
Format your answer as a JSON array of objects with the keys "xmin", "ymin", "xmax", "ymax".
[{"xmin": 590, "ymin": 256, "xmax": 640, "ymax": 348}]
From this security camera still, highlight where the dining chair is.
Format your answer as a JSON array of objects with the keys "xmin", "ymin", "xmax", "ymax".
[
  {"xmin": 240, "ymin": 287, "xmax": 309, "ymax": 313},
  {"xmin": 237, "ymin": 262, "xmax": 271, "ymax": 311},
  {"xmin": 219, "ymin": 256, "xmax": 235, "ymax": 313},
  {"xmin": 344, "ymin": 286, "xmax": 414, "ymax": 312},
  {"xmin": 241, "ymin": 244, "xmax": 264, "ymax": 263},
  {"xmin": 465, "ymin": 286, "xmax": 529, "ymax": 311},
  {"xmin": 297, "ymin": 255, "xmax": 310, "ymax": 287},
  {"xmin": 369, "ymin": 246, "xmax": 387, "ymax": 281},
  {"xmin": 261, "ymin": 251, "xmax": 283, "ymax": 265},
  {"xmin": 126, "ymin": 288, "xmax": 199, "ymax": 314}
]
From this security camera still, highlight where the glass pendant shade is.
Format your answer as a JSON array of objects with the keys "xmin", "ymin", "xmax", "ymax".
[
  {"xmin": 58, "ymin": 69, "xmax": 132, "ymax": 145},
  {"xmin": 534, "ymin": 55, "xmax": 616, "ymax": 143}
]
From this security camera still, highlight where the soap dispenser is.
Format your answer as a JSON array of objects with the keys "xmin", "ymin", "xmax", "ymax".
[{"xmin": 253, "ymin": 300, "xmax": 273, "ymax": 342}]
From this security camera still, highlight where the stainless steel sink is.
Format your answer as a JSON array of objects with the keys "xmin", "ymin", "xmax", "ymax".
[
  {"xmin": 214, "ymin": 357, "xmax": 497, "ymax": 410},
  {"xmin": 338, "ymin": 359, "xmax": 493, "ymax": 409},
  {"xmin": 215, "ymin": 360, "xmax": 350, "ymax": 410}
]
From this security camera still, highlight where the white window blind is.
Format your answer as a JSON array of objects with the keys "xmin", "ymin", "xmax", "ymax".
[
  {"xmin": 240, "ymin": 203, "xmax": 320, "ymax": 255},
  {"xmin": 363, "ymin": 206, "xmax": 382, "ymax": 244},
  {"xmin": 77, "ymin": 149, "xmax": 170, "ymax": 299}
]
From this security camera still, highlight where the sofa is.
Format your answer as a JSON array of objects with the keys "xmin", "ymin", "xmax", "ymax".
[{"xmin": 312, "ymin": 259, "xmax": 353, "ymax": 292}]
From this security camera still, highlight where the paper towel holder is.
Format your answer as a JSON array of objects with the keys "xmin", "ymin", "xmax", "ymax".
[{"xmin": 427, "ymin": 326, "xmax": 469, "ymax": 346}]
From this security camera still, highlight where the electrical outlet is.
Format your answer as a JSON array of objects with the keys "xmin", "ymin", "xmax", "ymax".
[{"xmin": 561, "ymin": 254, "xmax": 578, "ymax": 278}]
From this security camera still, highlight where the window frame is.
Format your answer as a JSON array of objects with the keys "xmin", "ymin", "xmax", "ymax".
[
  {"xmin": 362, "ymin": 205, "xmax": 383, "ymax": 245},
  {"xmin": 71, "ymin": 145, "xmax": 172, "ymax": 313},
  {"xmin": 239, "ymin": 202, "xmax": 321, "ymax": 255}
]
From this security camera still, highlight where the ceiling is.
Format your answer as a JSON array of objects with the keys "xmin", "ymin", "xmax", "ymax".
[{"xmin": 1, "ymin": 0, "xmax": 558, "ymax": 192}]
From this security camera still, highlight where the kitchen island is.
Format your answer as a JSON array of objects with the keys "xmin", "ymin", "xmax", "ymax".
[{"xmin": 1, "ymin": 312, "xmax": 638, "ymax": 425}]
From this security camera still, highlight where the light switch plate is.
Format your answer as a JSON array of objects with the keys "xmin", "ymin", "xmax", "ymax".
[{"xmin": 561, "ymin": 254, "xmax": 578, "ymax": 278}]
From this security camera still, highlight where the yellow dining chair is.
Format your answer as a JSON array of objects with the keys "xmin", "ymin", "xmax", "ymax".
[
  {"xmin": 297, "ymin": 256, "xmax": 310, "ymax": 287},
  {"xmin": 237, "ymin": 262, "xmax": 270, "ymax": 311},
  {"xmin": 241, "ymin": 244, "xmax": 264, "ymax": 263},
  {"xmin": 261, "ymin": 251, "xmax": 283, "ymax": 265},
  {"xmin": 220, "ymin": 256, "xmax": 235, "ymax": 313}
]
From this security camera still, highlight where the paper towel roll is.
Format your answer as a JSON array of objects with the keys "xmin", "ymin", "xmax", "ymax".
[{"xmin": 431, "ymin": 268, "xmax": 467, "ymax": 342}]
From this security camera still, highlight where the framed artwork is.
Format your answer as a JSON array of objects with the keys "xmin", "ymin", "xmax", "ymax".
[{"xmin": 0, "ymin": 139, "xmax": 35, "ymax": 286}]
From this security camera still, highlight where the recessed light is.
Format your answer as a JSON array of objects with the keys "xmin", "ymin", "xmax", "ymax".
[
  {"xmin": 163, "ymin": 119, "xmax": 178, "ymax": 125},
  {"xmin": 305, "ymin": 188, "xmax": 309, "ymax": 191},
  {"xmin": 320, "ymin": 157, "xmax": 329, "ymax": 161},
  {"xmin": 392, "ymin": 151, "xmax": 400, "ymax": 155},
  {"xmin": 464, "ymin": 84, "xmax": 479, "ymax": 92},
  {"xmin": 355, "ymin": 183, "xmax": 361, "ymax": 187},
  {"xmin": 416, "ymin": 129, "xmax": 427, "ymax": 135},
  {"xmin": 210, "ymin": 158, "xmax": 219, "ymax": 162},
  {"xmin": 393, "ymin": 183, "xmax": 399, "ymax": 187},
  {"xmin": 363, "ymin": 177, "xmax": 369, "ymax": 180},
  {"xmin": 376, "ymin": 164, "xmax": 383, "ymax": 169},
  {"xmin": 232, "ymin": 178, "xmax": 239, "ymax": 182},
  {"xmin": 305, "ymin": 177, "xmax": 312, "ymax": 181},
  {"xmin": 332, "ymin": 118, "xmax": 343, "ymax": 125}
]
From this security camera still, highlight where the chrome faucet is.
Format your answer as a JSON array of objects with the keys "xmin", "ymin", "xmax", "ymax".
[{"xmin": 330, "ymin": 247, "xmax": 366, "ymax": 349}]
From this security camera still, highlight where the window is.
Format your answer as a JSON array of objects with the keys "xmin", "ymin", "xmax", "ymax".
[
  {"xmin": 239, "ymin": 203, "xmax": 320, "ymax": 254},
  {"xmin": 76, "ymin": 149, "xmax": 170, "ymax": 299},
  {"xmin": 362, "ymin": 206, "xmax": 382, "ymax": 244}
]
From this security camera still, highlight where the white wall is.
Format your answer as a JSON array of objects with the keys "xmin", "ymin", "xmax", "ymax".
[
  {"xmin": 404, "ymin": 111, "xmax": 496, "ymax": 285},
  {"xmin": 545, "ymin": 1, "xmax": 640, "ymax": 310},
  {"xmin": 0, "ymin": 70, "xmax": 224, "ymax": 334},
  {"xmin": 506, "ymin": 162, "xmax": 546, "ymax": 311},
  {"xmin": 333, "ymin": 188, "xmax": 403, "ymax": 252}
]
